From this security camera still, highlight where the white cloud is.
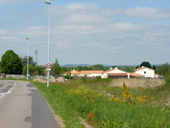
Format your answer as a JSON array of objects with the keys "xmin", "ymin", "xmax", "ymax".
[
  {"xmin": 111, "ymin": 23, "xmax": 144, "ymax": 32},
  {"xmin": 1, "ymin": 2, "xmax": 170, "ymax": 65},
  {"xmin": 124, "ymin": 6, "xmax": 170, "ymax": 19},
  {"xmin": 51, "ymin": 3, "xmax": 115, "ymax": 24}
]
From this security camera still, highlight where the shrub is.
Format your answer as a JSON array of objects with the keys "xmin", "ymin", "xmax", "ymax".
[
  {"xmin": 64, "ymin": 74, "xmax": 74, "ymax": 79},
  {"xmin": 81, "ymin": 76, "xmax": 87, "ymax": 83},
  {"xmin": 165, "ymin": 75, "xmax": 170, "ymax": 86}
]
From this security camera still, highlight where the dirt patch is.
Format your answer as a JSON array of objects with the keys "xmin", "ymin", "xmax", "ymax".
[
  {"xmin": 110, "ymin": 78, "xmax": 165, "ymax": 88},
  {"xmin": 54, "ymin": 115, "xmax": 66, "ymax": 128},
  {"xmin": 80, "ymin": 117, "xmax": 93, "ymax": 128}
]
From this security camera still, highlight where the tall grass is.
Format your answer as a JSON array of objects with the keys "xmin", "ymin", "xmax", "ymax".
[
  {"xmin": 110, "ymin": 78, "xmax": 165, "ymax": 88},
  {"xmin": 32, "ymin": 78, "xmax": 170, "ymax": 128}
]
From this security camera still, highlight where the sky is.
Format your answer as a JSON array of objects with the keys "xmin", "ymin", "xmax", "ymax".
[{"xmin": 0, "ymin": 0, "xmax": 170, "ymax": 66}]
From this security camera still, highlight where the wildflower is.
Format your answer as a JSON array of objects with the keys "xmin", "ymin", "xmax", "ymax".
[
  {"xmin": 111, "ymin": 97, "xmax": 120, "ymax": 102},
  {"xmin": 122, "ymin": 81, "xmax": 134, "ymax": 103},
  {"xmin": 136, "ymin": 96, "xmax": 154, "ymax": 103}
]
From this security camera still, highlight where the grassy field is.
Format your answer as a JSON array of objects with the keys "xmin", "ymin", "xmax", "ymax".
[{"xmin": 32, "ymin": 78, "xmax": 170, "ymax": 128}]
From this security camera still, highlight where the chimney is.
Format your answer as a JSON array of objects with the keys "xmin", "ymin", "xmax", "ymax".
[
  {"xmin": 110, "ymin": 67, "xmax": 112, "ymax": 70},
  {"xmin": 115, "ymin": 67, "xmax": 118, "ymax": 70}
]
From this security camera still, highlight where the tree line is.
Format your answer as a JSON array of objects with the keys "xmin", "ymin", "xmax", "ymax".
[
  {"xmin": 0, "ymin": 50, "xmax": 44, "ymax": 75},
  {"xmin": 0, "ymin": 50, "xmax": 170, "ymax": 78}
]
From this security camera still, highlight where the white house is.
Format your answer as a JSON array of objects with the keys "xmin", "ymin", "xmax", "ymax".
[
  {"xmin": 67, "ymin": 66, "xmax": 161, "ymax": 79},
  {"xmin": 135, "ymin": 66, "xmax": 155, "ymax": 78},
  {"xmin": 69, "ymin": 67, "xmax": 145, "ymax": 79}
]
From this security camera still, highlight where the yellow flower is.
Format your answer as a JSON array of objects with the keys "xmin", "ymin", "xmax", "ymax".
[{"xmin": 111, "ymin": 97, "xmax": 120, "ymax": 102}]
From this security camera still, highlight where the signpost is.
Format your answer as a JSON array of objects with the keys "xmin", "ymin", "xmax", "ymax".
[
  {"xmin": 45, "ymin": 0, "xmax": 51, "ymax": 87},
  {"xmin": 46, "ymin": 63, "xmax": 51, "ymax": 70}
]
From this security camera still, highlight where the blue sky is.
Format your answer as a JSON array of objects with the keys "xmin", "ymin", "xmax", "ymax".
[{"xmin": 0, "ymin": 0, "xmax": 170, "ymax": 66}]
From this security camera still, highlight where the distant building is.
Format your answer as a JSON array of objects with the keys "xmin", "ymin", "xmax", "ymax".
[
  {"xmin": 67, "ymin": 66, "xmax": 158, "ymax": 79},
  {"xmin": 102, "ymin": 67, "xmax": 128, "ymax": 78},
  {"xmin": 135, "ymin": 66, "xmax": 155, "ymax": 78},
  {"xmin": 70, "ymin": 70, "xmax": 104, "ymax": 78}
]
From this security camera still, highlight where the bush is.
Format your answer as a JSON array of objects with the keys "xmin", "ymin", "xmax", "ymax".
[
  {"xmin": 64, "ymin": 74, "xmax": 74, "ymax": 79},
  {"xmin": 165, "ymin": 75, "xmax": 170, "ymax": 85},
  {"xmin": 81, "ymin": 76, "xmax": 87, "ymax": 83}
]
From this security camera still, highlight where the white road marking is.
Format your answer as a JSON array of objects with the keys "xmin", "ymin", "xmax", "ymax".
[{"xmin": 0, "ymin": 82, "xmax": 16, "ymax": 99}]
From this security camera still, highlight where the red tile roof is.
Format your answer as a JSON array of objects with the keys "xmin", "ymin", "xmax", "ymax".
[
  {"xmin": 70, "ymin": 70, "xmax": 104, "ymax": 74},
  {"xmin": 129, "ymin": 73, "xmax": 144, "ymax": 77},
  {"xmin": 135, "ymin": 66, "xmax": 155, "ymax": 71},
  {"xmin": 103, "ymin": 69, "xmax": 115, "ymax": 73}
]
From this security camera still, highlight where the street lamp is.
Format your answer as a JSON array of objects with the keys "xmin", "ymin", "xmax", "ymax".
[
  {"xmin": 45, "ymin": 0, "xmax": 51, "ymax": 87},
  {"xmin": 26, "ymin": 37, "xmax": 29, "ymax": 80}
]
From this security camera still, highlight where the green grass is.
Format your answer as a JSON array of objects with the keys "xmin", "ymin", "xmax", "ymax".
[{"xmin": 32, "ymin": 78, "xmax": 170, "ymax": 128}]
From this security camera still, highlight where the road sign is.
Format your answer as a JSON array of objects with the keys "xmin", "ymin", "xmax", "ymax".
[
  {"xmin": 27, "ymin": 74, "xmax": 30, "ymax": 77},
  {"xmin": 46, "ymin": 63, "xmax": 51, "ymax": 69}
]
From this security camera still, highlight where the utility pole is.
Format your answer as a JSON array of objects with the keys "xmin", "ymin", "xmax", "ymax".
[
  {"xmin": 35, "ymin": 50, "xmax": 38, "ymax": 65},
  {"xmin": 45, "ymin": 0, "xmax": 51, "ymax": 87},
  {"xmin": 26, "ymin": 37, "xmax": 29, "ymax": 80}
]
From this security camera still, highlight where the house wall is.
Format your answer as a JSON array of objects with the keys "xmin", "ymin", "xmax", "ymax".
[
  {"xmin": 102, "ymin": 73, "xmax": 108, "ymax": 78},
  {"xmin": 135, "ymin": 68, "xmax": 155, "ymax": 78},
  {"xmin": 87, "ymin": 74, "xmax": 102, "ymax": 77}
]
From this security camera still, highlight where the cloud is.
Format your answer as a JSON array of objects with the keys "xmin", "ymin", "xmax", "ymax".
[
  {"xmin": 1, "ymin": 2, "xmax": 170, "ymax": 65},
  {"xmin": 124, "ymin": 6, "xmax": 170, "ymax": 19},
  {"xmin": 51, "ymin": 3, "xmax": 115, "ymax": 24}
]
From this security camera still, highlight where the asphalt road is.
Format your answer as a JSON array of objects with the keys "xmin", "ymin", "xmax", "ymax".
[{"xmin": 0, "ymin": 80, "xmax": 59, "ymax": 128}]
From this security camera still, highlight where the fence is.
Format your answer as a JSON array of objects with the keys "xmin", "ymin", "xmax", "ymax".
[{"xmin": 2, "ymin": 74, "xmax": 61, "ymax": 80}]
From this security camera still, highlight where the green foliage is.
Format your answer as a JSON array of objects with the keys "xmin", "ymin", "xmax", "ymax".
[
  {"xmin": 64, "ymin": 73, "xmax": 74, "ymax": 79},
  {"xmin": 1, "ymin": 50, "xmax": 22, "ymax": 74},
  {"xmin": 92, "ymin": 64, "xmax": 104, "ymax": 70},
  {"xmin": 153, "ymin": 65, "xmax": 157, "ymax": 70},
  {"xmin": 20, "ymin": 56, "xmax": 36, "ymax": 67},
  {"xmin": 81, "ymin": 76, "xmax": 87, "ymax": 83},
  {"xmin": 96, "ymin": 76, "xmax": 101, "ymax": 80},
  {"xmin": 34, "ymin": 65, "xmax": 45, "ymax": 75},
  {"xmin": 156, "ymin": 63, "xmax": 170, "ymax": 76},
  {"xmin": 60, "ymin": 67, "xmax": 70, "ymax": 73},
  {"xmin": 77, "ymin": 66, "xmax": 92, "ymax": 71},
  {"xmin": 119, "ymin": 66, "xmax": 136, "ymax": 72},
  {"xmin": 33, "ymin": 79, "xmax": 170, "ymax": 128},
  {"xmin": 0, "ymin": 61, "xmax": 1, "ymax": 71},
  {"xmin": 165, "ymin": 75, "xmax": 170, "ymax": 86},
  {"xmin": 51, "ymin": 59, "xmax": 61, "ymax": 75},
  {"xmin": 22, "ymin": 64, "xmax": 35, "ymax": 75},
  {"xmin": 140, "ymin": 61, "xmax": 152, "ymax": 68}
]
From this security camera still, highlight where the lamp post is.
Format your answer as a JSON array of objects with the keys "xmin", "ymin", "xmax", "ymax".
[
  {"xmin": 26, "ymin": 37, "xmax": 29, "ymax": 80},
  {"xmin": 45, "ymin": 0, "xmax": 51, "ymax": 87}
]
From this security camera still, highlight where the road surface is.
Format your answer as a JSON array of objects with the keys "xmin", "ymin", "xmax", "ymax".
[{"xmin": 0, "ymin": 80, "xmax": 59, "ymax": 128}]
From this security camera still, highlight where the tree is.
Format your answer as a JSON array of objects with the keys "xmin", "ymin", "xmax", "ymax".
[
  {"xmin": 140, "ymin": 61, "xmax": 152, "ymax": 68},
  {"xmin": 34, "ymin": 65, "xmax": 45, "ymax": 75},
  {"xmin": 22, "ymin": 64, "xmax": 35, "ymax": 75},
  {"xmin": 92, "ymin": 64, "xmax": 104, "ymax": 70},
  {"xmin": 20, "ymin": 56, "xmax": 36, "ymax": 67},
  {"xmin": 51, "ymin": 59, "xmax": 61, "ymax": 75},
  {"xmin": 0, "ymin": 61, "xmax": 1, "ymax": 72},
  {"xmin": 156, "ymin": 63, "xmax": 170, "ymax": 76},
  {"xmin": 1, "ymin": 50, "xmax": 22, "ymax": 74}
]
